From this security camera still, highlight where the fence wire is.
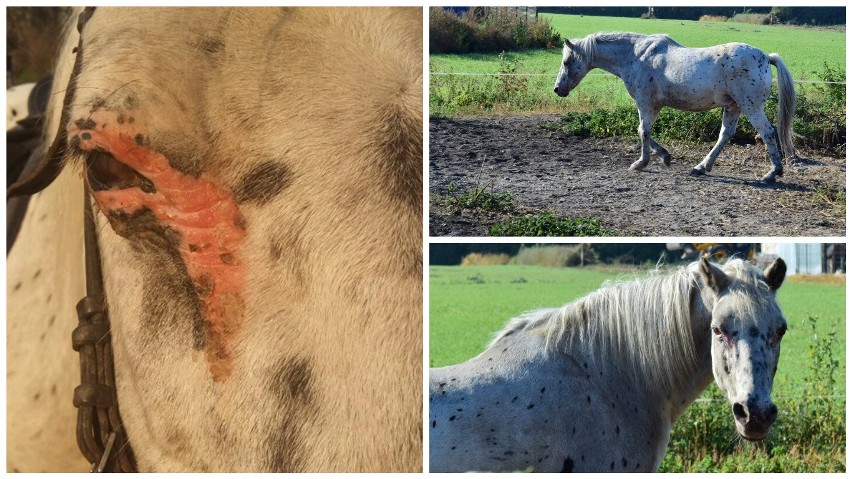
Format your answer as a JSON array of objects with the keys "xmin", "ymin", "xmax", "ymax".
[
  {"xmin": 431, "ymin": 71, "xmax": 845, "ymax": 85},
  {"xmin": 430, "ymin": 69, "xmax": 845, "ymax": 116},
  {"xmin": 693, "ymin": 394, "xmax": 846, "ymax": 403}
]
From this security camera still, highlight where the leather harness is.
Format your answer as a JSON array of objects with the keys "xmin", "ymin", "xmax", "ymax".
[{"xmin": 7, "ymin": 7, "xmax": 137, "ymax": 472}]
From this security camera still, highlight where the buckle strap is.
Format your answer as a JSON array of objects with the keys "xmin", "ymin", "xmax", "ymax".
[
  {"xmin": 73, "ymin": 384, "xmax": 113, "ymax": 409},
  {"xmin": 74, "ymin": 187, "xmax": 137, "ymax": 472}
]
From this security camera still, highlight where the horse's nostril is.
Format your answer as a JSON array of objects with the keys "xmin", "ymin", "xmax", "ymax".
[
  {"xmin": 767, "ymin": 404, "xmax": 778, "ymax": 422},
  {"xmin": 732, "ymin": 402, "xmax": 748, "ymax": 423},
  {"xmin": 553, "ymin": 87, "xmax": 558, "ymax": 93}
]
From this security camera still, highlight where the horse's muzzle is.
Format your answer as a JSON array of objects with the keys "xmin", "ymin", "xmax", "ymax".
[
  {"xmin": 553, "ymin": 86, "xmax": 569, "ymax": 97},
  {"xmin": 733, "ymin": 400, "xmax": 778, "ymax": 441}
]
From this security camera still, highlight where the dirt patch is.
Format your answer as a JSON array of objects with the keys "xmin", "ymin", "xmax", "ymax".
[{"xmin": 430, "ymin": 114, "xmax": 845, "ymax": 237}]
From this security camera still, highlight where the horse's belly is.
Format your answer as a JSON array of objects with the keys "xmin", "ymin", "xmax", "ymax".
[
  {"xmin": 659, "ymin": 94, "xmax": 720, "ymax": 112},
  {"xmin": 656, "ymin": 74, "xmax": 727, "ymax": 112}
]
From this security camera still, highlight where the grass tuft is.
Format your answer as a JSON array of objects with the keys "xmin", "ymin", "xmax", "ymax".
[{"xmin": 489, "ymin": 213, "xmax": 615, "ymax": 236}]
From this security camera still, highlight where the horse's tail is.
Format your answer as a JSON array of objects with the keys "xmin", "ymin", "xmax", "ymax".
[{"xmin": 768, "ymin": 53, "xmax": 798, "ymax": 160}]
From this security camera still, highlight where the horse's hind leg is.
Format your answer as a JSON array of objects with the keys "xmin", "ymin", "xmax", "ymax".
[
  {"xmin": 744, "ymin": 109, "xmax": 784, "ymax": 183},
  {"xmin": 649, "ymin": 139, "xmax": 672, "ymax": 166},
  {"xmin": 629, "ymin": 104, "xmax": 660, "ymax": 171},
  {"xmin": 691, "ymin": 105, "xmax": 740, "ymax": 177}
]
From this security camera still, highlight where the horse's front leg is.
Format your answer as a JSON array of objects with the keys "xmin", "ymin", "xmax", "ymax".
[
  {"xmin": 629, "ymin": 104, "xmax": 660, "ymax": 171},
  {"xmin": 691, "ymin": 105, "xmax": 740, "ymax": 177}
]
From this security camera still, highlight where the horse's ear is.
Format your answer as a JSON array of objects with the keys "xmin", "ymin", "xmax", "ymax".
[
  {"xmin": 698, "ymin": 257, "xmax": 730, "ymax": 295},
  {"xmin": 763, "ymin": 258, "xmax": 786, "ymax": 292}
]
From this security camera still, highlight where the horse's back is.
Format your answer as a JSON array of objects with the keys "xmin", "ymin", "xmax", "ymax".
[{"xmin": 636, "ymin": 39, "xmax": 772, "ymax": 111}]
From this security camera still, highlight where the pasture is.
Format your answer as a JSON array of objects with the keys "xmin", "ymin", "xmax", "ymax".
[
  {"xmin": 430, "ymin": 13, "xmax": 845, "ymax": 115},
  {"xmin": 429, "ymin": 264, "xmax": 846, "ymax": 471},
  {"xmin": 429, "ymin": 13, "xmax": 846, "ymax": 238}
]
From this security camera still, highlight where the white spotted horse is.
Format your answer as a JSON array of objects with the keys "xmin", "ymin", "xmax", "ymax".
[
  {"xmin": 7, "ymin": 7, "xmax": 422, "ymax": 472},
  {"xmin": 430, "ymin": 257, "xmax": 787, "ymax": 472},
  {"xmin": 554, "ymin": 32, "xmax": 799, "ymax": 182}
]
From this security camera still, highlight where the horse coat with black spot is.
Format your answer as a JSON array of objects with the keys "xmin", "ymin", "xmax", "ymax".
[{"xmin": 7, "ymin": 7, "xmax": 422, "ymax": 472}]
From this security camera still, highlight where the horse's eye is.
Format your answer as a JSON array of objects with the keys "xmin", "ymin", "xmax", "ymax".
[{"xmin": 711, "ymin": 326, "xmax": 723, "ymax": 336}]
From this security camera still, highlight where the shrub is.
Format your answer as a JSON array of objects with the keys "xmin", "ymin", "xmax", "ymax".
[
  {"xmin": 699, "ymin": 15, "xmax": 728, "ymax": 22},
  {"xmin": 461, "ymin": 253, "xmax": 511, "ymax": 266},
  {"xmin": 514, "ymin": 244, "xmax": 598, "ymax": 267},
  {"xmin": 792, "ymin": 63, "xmax": 846, "ymax": 154},
  {"xmin": 442, "ymin": 182, "xmax": 514, "ymax": 212},
  {"xmin": 430, "ymin": 7, "xmax": 561, "ymax": 54},
  {"xmin": 730, "ymin": 13, "xmax": 772, "ymax": 25},
  {"xmin": 556, "ymin": 64, "xmax": 846, "ymax": 155}
]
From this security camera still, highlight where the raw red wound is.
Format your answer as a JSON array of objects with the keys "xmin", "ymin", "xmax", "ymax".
[{"xmin": 70, "ymin": 119, "xmax": 245, "ymax": 382}]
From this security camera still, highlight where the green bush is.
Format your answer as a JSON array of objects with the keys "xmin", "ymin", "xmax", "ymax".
[
  {"xmin": 792, "ymin": 63, "xmax": 846, "ymax": 153},
  {"xmin": 430, "ymin": 58, "xmax": 555, "ymax": 116},
  {"xmin": 556, "ymin": 63, "xmax": 846, "ymax": 155},
  {"xmin": 430, "ymin": 7, "xmax": 561, "ymax": 54},
  {"xmin": 442, "ymin": 182, "xmax": 514, "ymax": 212}
]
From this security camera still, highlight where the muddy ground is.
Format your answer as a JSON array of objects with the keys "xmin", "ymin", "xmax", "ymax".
[{"xmin": 430, "ymin": 114, "xmax": 845, "ymax": 237}]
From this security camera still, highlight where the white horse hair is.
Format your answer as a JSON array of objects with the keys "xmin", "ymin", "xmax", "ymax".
[
  {"xmin": 554, "ymin": 32, "xmax": 798, "ymax": 182},
  {"xmin": 430, "ymin": 257, "xmax": 787, "ymax": 472}
]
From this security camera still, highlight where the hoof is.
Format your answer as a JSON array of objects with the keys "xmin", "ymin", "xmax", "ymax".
[
  {"xmin": 629, "ymin": 160, "xmax": 647, "ymax": 171},
  {"xmin": 760, "ymin": 174, "xmax": 777, "ymax": 184},
  {"xmin": 690, "ymin": 168, "xmax": 705, "ymax": 177},
  {"xmin": 661, "ymin": 153, "xmax": 672, "ymax": 166}
]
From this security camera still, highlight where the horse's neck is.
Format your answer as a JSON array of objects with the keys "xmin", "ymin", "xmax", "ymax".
[
  {"xmin": 663, "ymin": 297, "xmax": 715, "ymax": 423},
  {"xmin": 585, "ymin": 35, "xmax": 638, "ymax": 79},
  {"xmin": 7, "ymin": 166, "xmax": 90, "ymax": 471}
]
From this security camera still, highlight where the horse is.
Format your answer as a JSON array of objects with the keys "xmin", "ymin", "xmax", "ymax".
[
  {"xmin": 7, "ymin": 7, "xmax": 422, "ymax": 472},
  {"xmin": 7, "ymin": 82, "xmax": 36, "ymax": 130},
  {"xmin": 553, "ymin": 32, "xmax": 798, "ymax": 183},
  {"xmin": 429, "ymin": 257, "xmax": 788, "ymax": 472}
]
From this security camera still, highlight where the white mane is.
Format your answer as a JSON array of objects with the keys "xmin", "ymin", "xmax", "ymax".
[{"xmin": 492, "ymin": 259, "xmax": 772, "ymax": 392}]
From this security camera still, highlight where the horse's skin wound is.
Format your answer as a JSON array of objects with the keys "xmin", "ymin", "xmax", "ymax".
[{"xmin": 70, "ymin": 110, "xmax": 245, "ymax": 382}]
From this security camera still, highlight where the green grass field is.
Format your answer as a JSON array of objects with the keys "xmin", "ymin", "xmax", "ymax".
[
  {"xmin": 429, "ymin": 264, "xmax": 846, "ymax": 397},
  {"xmin": 429, "ymin": 264, "xmax": 845, "ymax": 471},
  {"xmin": 430, "ymin": 14, "xmax": 846, "ymax": 114}
]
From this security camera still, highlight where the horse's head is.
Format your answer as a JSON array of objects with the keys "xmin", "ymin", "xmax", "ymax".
[
  {"xmin": 698, "ymin": 257, "xmax": 787, "ymax": 441},
  {"xmin": 553, "ymin": 38, "xmax": 590, "ymax": 97}
]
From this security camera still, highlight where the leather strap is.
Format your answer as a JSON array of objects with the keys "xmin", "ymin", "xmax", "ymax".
[
  {"xmin": 73, "ymin": 187, "xmax": 137, "ymax": 472},
  {"xmin": 6, "ymin": 7, "xmax": 138, "ymax": 472}
]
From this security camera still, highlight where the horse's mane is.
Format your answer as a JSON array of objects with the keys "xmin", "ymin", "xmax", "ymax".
[
  {"xmin": 491, "ymin": 258, "xmax": 770, "ymax": 393},
  {"xmin": 574, "ymin": 32, "xmax": 680, "ymax": 63}
]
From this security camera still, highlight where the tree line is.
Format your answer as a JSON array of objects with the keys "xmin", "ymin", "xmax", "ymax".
[{"xmin": 537, "ymin": 7, "xmax": 845, "ymax": 26}]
